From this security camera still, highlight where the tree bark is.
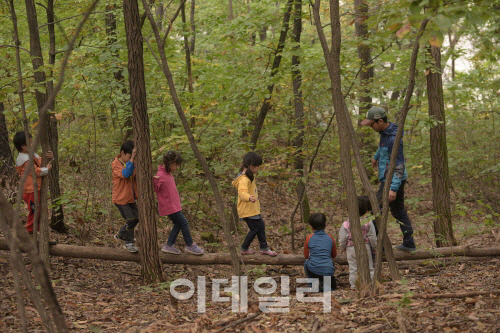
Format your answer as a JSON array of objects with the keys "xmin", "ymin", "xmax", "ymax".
[
  {"xmin": 290, "ymin": 0, "xmax": 309, "ymax": 250},
  {"xmin": 426, "ymin": 45, "xmax": 457, "ymax": 247},
  {"xmin": 123, "ymin": 0, "xmax": 164, "ymax": 283},
  {"xmin": 228, "ymin": 0, "xmax": 233, "ymax": 20},
  {"xmin": 0, "ymin": 102, "xmax": 15, "ymax": 178},
  {"xmin": 249, "ymin": 0, "xmax": 294, "ymax": 149},
  {"xmin": 141, "ymin": 0, "xmax": 241, "ymax": 276},
  {"xmin": 25, "ymin": 0, "xmax": 51, "ymax": 265},
  {"xmin": 190, "ymin": 0, "xmax": 196, "ymax": 53},
  {"xmin": 353, "ymin": 0, "xmax": 373, "ymax": 123},
  {"xmin": 312, "ymin": 0, "xmax": 371, "ymax": 292},
  {"xmin": 181, "ymin": 0, "xmax": 195, "ymax": 127},
  {"xmin": 45, "ymin": 0, "xmax": 67, "ymax": 234},
  {"xmin": 3, "ymin": 238, "xmax": 497, "ymax": 265}
]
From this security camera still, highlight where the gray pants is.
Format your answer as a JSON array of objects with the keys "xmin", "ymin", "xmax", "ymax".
[
  {"xmin": 115, "ymin": 203, "xmax": 139, "ymax": 244},
  {"xmin": 346, "ymin": 244, "xmax": 374, "ymax": 289}
]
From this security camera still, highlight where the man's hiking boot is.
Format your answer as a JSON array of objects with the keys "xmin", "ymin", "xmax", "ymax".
[{"xmin": 395, "ymin": 244, "xmax": 416, "ymax": 252}]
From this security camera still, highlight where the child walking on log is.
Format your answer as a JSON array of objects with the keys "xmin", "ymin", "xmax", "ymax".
[
  {"xmin": 13, "ymin": 131, "xmax": 53, "ymax": 234},
  {"xmin": 154, "ymin": 151, "xmax": 204, "ymax": 255},
  {"xmin": 112, "ymin": 140, "xmax": 139, "ymax": 253},
  {"xmin": 304, "ymin": 213, "xmax": 338, "ymax": 291},
  {"xmin": 338, "ymin": 196, "xmax": 377, "ymax": 290},
  {"xmin": 232, "ymin": 152, "xmax": 277, "ymax": 256}
]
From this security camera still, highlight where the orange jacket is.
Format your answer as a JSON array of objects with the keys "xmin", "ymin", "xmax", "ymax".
[
  {"xmin": 111, "ymin": 155, "xmax": 138, "ymax": 205},
  {"xmin": 15, "ymin": 153, "xmax": 47, "ymax": 194}
]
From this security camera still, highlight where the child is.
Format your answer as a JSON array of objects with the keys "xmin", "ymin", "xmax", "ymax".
[
  {"xmin": 14, "ymin": 131, "xmax": 53, "ymax": 234},
  {"xmin": 232, "ymin": 152, "xmax": 277, "ymax": 256},
  {"xmin": 154, "ymin": 151, "xmax": 204, "ymax": 255},
  {"xmin": 304, "ymin": 213, "xmax": 338, "ymax": 292},
  {"xmin": 338, "ymin": 196, "xmax": 377, "ymax": 290},
  {"xmin": 112, "ymin": 140, "xmax": 139, "ymax": 253}
]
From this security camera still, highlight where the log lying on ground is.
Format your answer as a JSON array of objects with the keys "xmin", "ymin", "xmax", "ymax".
[{"xmin": 0, "ymin": 238, "xmax": 499, "ymax": 266}]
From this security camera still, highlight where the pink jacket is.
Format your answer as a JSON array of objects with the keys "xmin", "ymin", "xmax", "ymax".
[{"xmin": 153, "ymin": 165, "xmax": 182, "ymax": 216}]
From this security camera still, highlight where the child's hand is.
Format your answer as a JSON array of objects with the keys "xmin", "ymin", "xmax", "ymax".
[
  {"xmin": 46, "ymin": 151, "xmax": 54, "ymax": 159},
  {"xmin": 153, "ymin": 176, "xmax": 160, "ymax": 179},
  {"xmin": 131, "ymin": 148, "xmax": 137, "ymax": 162},
  {"xmin": 249, "ymin": 195, "xmax": 256, "ymax": 203},
  {"xmin": 46, "ymin": 161, "xmax": 53, "ymax": 170}
]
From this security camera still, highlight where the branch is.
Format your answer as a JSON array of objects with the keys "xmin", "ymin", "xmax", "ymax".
[
  {"xmin": 37, "ymin": 10, "xmax": 115, "ymax": 29},
  {"xmin": 161, "ymin": 0, "xmax": 187, "ymax": 48},
  {"xmin": 0, "ymin": 44, "xmax": 30, "ymax": 53}
]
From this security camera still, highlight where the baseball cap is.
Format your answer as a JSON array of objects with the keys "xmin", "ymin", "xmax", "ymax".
[{"xmin": 360, "ymin": 106, "xmax": 386, "ymax": 126}]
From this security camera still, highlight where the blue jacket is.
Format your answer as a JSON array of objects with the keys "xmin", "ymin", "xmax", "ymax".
[
  {"xmin": 303, "ymin": 230, "xmax": 337, "ymax": 276},
  {"xmin": 373, "ymin": 122, "xmax": 408, "ymax": 192}
]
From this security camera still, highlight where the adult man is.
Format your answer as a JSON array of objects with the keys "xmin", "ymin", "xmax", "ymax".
[{"xmin": 361, "ymin": 106, "xmax": 416, "ymax": 251}]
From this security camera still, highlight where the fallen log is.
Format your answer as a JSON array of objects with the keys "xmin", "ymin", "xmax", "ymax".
[{"xmin": 0, "ymin": 238, "xmax": 499, "ymax": 266}]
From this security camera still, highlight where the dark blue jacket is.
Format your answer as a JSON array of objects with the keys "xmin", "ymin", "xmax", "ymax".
[
  {"xmin": 373, "ymin": 122, "xmax": 408, "ymax": 191},
  {"xmin": 303, "ymin": 230, "xmax": 337, "ymax": 276}
]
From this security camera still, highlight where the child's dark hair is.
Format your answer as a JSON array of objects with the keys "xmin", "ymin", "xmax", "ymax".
[
  {"xmin": 357, "ymin": 195, "xmax": 372, "ymax": 216},
  {"xmin": 120, "ymin": 140, "xmax": 134, "ymax": 155},
  {"xmin": 163, "ymin": 150, "xmax": 182, "ymax": 172},
  {"xmin": 13, "ymin": 131, "xmax": 31, "ymax": 152},
  {"xmin": 309, "ymin": 213, "xmax": 326, "ymax": 230},
  {"xmin": 240, "ymin": 152, "xmax": 262, "ymax": 182}
]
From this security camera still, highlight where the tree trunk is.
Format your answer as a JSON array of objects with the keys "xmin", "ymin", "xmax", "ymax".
[
  {"xmin": 45, "ymin": 0, "xmax": 67, "ymax": 234},
  {"xmin": 181, "ymin": 0, "xmax": 195, "ymax": 127},
  {"xmin": 123, "ymin": 0, "xmax": 164, "ymax": 283},
  {"xmin": 141, "ymin": 0, "xmax": 241, "ymax": 276},
  {"xmin": 290, "ymin": 0, "xmax": 309, "ymax": 250},
  {"xmin": 4, "ymin": 238, "xmax": 494, "ymax": 265},
  {"xmin": 228, "ymin": 0, "xmax": 233, "ymax": 20},
  {"xmin": 312, "ymin": 0, "xmax": 371, "ymax": 292},
  {"xmin": 0, "ymin": 102, "xmax": 16, "ymax": 178},
  {"xmin": 353, "ymin": 0, "xmax": 373, "ymax": 123},
  {"xmin": 249, "ymin": 0, "xmax": 294, "ymax": 149},
  {"xmin": 426, "ymin": 45, "xmax": 457, "ymax": 247},
  {"xmin": 25, "ymin": 0, "xmax": 51, "ymax": 265},
  {"xmin": 372, "ymin": 20, "xmax": 429, "ymax": 286},
  {"xmin": 190, "ymin": 0, "xmax": 196, "ymax": 53}
]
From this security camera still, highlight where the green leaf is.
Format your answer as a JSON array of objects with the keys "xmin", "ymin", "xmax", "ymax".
[{"xmin": 434, "ymin": 14, "xmax": 452, "ymax": 29}]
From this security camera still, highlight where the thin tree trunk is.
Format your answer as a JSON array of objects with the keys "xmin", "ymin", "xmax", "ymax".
[
  {"xmin": 353, "ymin": 0, "xmax": 373, "ymax": 123},
  {"xmin": 45, "ymin": 0, "xmax": 67, "ymax": 233},
  {"xmin": 123, "ymin": 0, "xmax": 164, "ymax": 283},
  {"xmin": 250, "ymin": 0, "xmax": 294, "ymax": 149},
  {"xmin": 25, "ymin": 0, "xmax": 51, "ymax": 265},
  {"xmin": 373, "ymin": 20, "xmax": 429, "ymax": 286},
  {"xmin": 312, "ymin": 0, "xmax": 371, "ymax": 292},
  {"xmin": 190, "ymin": 0, "xmax": 195, "ymax": 53},
  {"xmin": 181, "ymin": 0, "xmax": 195, "ymax": 127},
  {"xmin": 426, "ymin": 45, "xmax": 457, "ymax": 247},
  {"xmin": 141, "ymin": 0, "xmax": 241, "ymax": 276},
  {"xmin": 0, "ymin": 102, "xmax": 15, "ymax": 177},
  {"xmin": 228, "ymin": 0, "xmax": 233, "ymax": 20},
  {"xmin": 291, "ymin": 0, "xmax": 309, "ymax": 250}
]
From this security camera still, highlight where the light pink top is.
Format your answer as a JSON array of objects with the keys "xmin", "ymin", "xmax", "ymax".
[{"xmin": 154, "ymin": 165, "xmax": 182, "ymax": 216}]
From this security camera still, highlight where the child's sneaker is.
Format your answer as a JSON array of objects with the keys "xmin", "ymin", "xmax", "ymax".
[
  {"xmin": 124, "ymin": 243, "xmax": 139, "ymax": 253},
  {"xmin": 185, "ymin": 243, "xmax": 204, "ymax": 255},
  {"xmin": 241, "ymin": 249, "xmax": 256, "ymax": 255},
  {"xmin": 260, "ymin": 249, "xmax": 277, "ymax": 256},
  {"xmin": 161, "ymin": 244, "xmax": 181, "ymax": 255}
]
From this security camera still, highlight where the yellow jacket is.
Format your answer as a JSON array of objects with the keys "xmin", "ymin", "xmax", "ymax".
[{"xmin": 232, "ymin": 173, "xmax": 260, "ymax": 218}]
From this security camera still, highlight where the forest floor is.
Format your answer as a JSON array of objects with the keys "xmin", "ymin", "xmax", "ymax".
[{"xmin": 1, "ymin": 177, "xmax": 499, "ymax": 332}]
